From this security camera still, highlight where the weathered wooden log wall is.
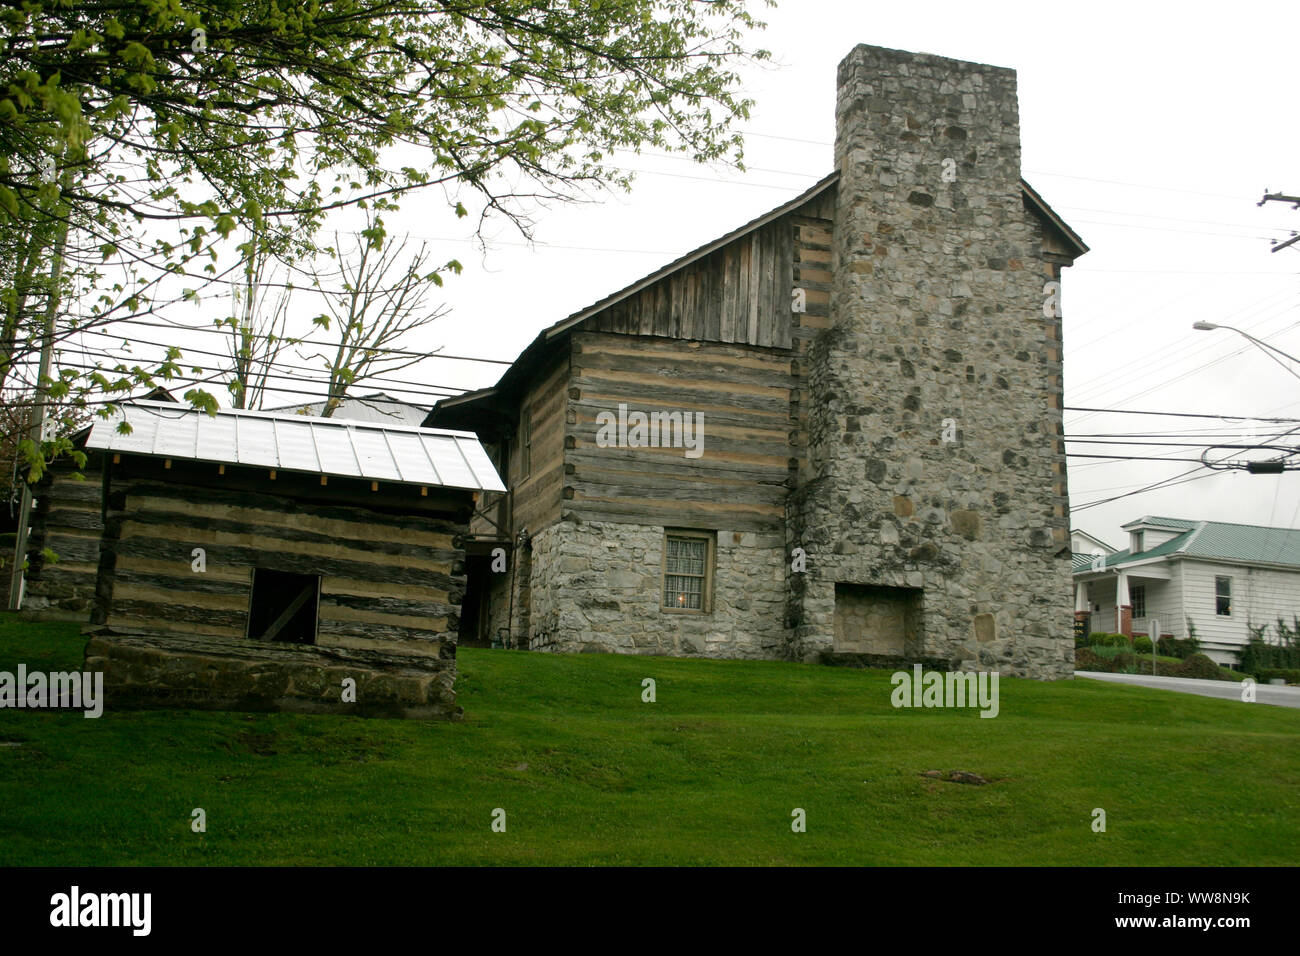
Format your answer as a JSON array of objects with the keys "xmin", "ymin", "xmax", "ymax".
[
  {"xmin": 512, "ymin": 354, "xmax": 568, "ymax": 535},
  {"xmin": 550, "ymin": 192, "xmax": 835, "ymax": 536},
  {"xmin": 23, "ymin": 455, "xmax": 106, "ymax": 619},
  {"xmin": 562, "ymin": 331, "xmax": 797, "ymax": 534},
  {"xmin": 94, "ymin": 457, "xmax": 469, "ymax": 659}
]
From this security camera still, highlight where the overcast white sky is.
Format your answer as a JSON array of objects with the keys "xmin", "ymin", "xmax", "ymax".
[{"xmin": 98, "ymin": 0, "xmax": 1300, "ymax": 548}]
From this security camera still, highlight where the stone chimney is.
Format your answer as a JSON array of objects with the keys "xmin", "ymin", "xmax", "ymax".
[{"xmin": 789, "ymin": 45, "xmax": 1074, "ymax": 679}]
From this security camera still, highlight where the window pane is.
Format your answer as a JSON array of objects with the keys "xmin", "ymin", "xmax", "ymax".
[
  {"xmin": 664, "ymin": 536, "xmax": 707, "ymax": 610},
  {"xmin": 1215, "ymin": 577, "xmax": 1230, "ymax": 615},
  {"xmin": 664, "ymin": 574, "xmax": 703, "ymax": 610},
  {"xmin": 666, "ymin": 538, "xmax": 706, "ymax": 576}
]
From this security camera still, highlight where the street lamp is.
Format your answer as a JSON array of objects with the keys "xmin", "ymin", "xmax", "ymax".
[{"xmin": 1192, "ymin": 321, "xmax": 1300, "ymax": 383}]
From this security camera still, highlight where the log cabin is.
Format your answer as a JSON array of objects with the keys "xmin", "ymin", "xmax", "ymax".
[
  {"xmin": 428, "ymin": 43, "xmax": 1089, "ymax": 679},
  {"xmin": 69, "ymin": 400, "xmax": 503, "ymax": 717}
]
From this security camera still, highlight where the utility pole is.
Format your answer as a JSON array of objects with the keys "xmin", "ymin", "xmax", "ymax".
[
  {"xmin": 8, "ymin": 179, "xmax": 70, "ymax": 609},
  {"xmin": 1257, "ymin": 190, "xmax": 1300, "ymax": 253}
]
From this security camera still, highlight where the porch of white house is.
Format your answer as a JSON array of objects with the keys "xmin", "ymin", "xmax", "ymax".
[{"xmin": 1075, "ymin": 565, "xmax": 1178, "ymax": 640}]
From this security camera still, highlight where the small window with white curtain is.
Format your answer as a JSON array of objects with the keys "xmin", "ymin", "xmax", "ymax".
[{"xmin": 663, "ymin": 531, "xmax": 713, "ymax": 612}]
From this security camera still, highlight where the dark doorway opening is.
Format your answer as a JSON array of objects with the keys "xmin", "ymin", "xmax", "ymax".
[
  {"xmin": 247, "ymin": 569, "xmax": 320, "ymax": 644},
  {"xmin": 458, "ymin": 554, "xmax": 491, "ymax": 648}
]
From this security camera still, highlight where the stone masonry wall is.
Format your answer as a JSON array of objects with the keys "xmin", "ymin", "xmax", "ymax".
[
  {"xmin": 792, "ymin": 44, "xmax": 1074, "ymax": 679},
  {"xmin": 85, "ymin": 633, "xmax": 460, "ymax": 719},
  {"xmin": 527, "ymin": 519, "xmax": 785, "ymax": 657}
]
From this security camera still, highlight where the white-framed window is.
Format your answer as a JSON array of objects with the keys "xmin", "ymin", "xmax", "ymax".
[
  {"xmin": 662, "ymin": 530, "xmax": 714, "ymax": 612},
  {"xmin": 1215, "ymin": 576, "xmax": 1231, "ymax": 616},
  {"xmin": 1130, "ymin": 584, "xmax": 1146, "ymax": 619}
]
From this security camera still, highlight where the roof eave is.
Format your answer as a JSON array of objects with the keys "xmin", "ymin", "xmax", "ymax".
[{"xmin": 1020, "ymin": 178, "xmax": 1089, "ymax": 259}]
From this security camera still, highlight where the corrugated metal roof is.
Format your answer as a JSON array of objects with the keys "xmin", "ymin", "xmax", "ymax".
[
  {"xmin": 86, "ymin": 401, "xmax": 505, "ymax": 493},
  {"xmin": 1075, "ymin": 517, "xmax": 1300, "ymax": 573}
]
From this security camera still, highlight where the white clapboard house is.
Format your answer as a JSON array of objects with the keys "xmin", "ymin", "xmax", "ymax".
[{"xmin": 1072, "ymin": 516, "xmax": 1300, "ymax": 667}]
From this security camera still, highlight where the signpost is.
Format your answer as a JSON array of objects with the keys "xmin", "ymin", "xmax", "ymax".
[{"xmin": 1150, "ymin": 618, "xmax": 1159, "ymax": 675}]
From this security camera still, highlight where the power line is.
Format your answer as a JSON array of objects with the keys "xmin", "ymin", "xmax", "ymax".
[
  {"xmin": 1071, "ymin": 467, "xmax": 1224, "ymax": 512},
  {"xmin": 51, "ymin": 345, "xmax": 464, "ymax": 401},
  {"xmin": 709, "ymin": 131, "xmax": 1266, "ymax": 203},
  {"xmin": 83, "ymin": 316, "xmax": 514, "ymax": 365},
  {"xmin": 1068, "ymin": 290, "xmax": 1299, "ymax": 406},
  {"xmin": 1071, "ymin": 460, "xmax": 1211, "ymax": 468},
  {"xmin": 64, "ymin": 329, "xmax": 480, "ymax": 395},
  {"xmin": 1064, "ymin": 406, "xmax": 1300, "ymax": 422}
]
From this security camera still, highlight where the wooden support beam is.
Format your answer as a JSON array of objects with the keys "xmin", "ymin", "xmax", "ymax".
[
  {"xmin": 260, "ymin": 582, "xmax": 316, "ymax": 642},
  {"xmin": 370, "ymin": 481, "xmax": 378, "ymax": 492},
  {"xmin": 164, "ymin": 458, "xmax": 171, "ymax": 469},
  {"xmin": 320, "ymin": 475, "xmax": 328, "ymax": 486},
  {"xmin": 218, "ymin": 464, "xmax": 225, "ymax": 475},
  {"xmin": 269, "ymin": 469, "xmax": 277, "ymax": 480},
  {"xmin": 420, "ymin": 486, "xmax": 428, "ymax": 497},
  {"xmin": 112, "ymin": 453, "xmax": 121, "ymax": 464}
]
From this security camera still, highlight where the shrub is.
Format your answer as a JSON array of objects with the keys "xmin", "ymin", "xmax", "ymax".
[
  {"xmin": 1239, "ymin": 621, "xmax": 1300, "ymax": 675},
  {"xmin": 1156, "ymin": 636, "xmax": 1199, "ymax": 660},
  {"xmin": 1107, "ymin": 651, "xmax": 1234, "ymax": 681},
  {"xmin": 1089, "ymin": 644, "xmax": 1134, "ymax": 661},
  {"xmin": 1074, "ymin": 647, "xmax": 1108, "ymax": 671},
  {"xmin": 1113, "ymin": 652, "xmax": 1157, "ymax": 675},
  {"xmin": 1176, "ymin": 654, "xmax": 1226, "ymax": 680},
  {"xmin": 1256, "ymin": 668, "xmax": 1300, "ymax": 685},
  {"xmin": 1133, "ymin": 636, "xmax": 1153, "ymax": 654},
  {"xmin": 1089, "ymin": 632, "xmax": 1129, "ymax": 648}
]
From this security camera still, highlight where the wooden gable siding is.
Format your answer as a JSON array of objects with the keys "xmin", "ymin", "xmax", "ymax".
[
  {"xmin": 586, "ymin": 212, "xmax": 797, "ymax": 350},
  {"xmin": 96, "ymin": 461, "xmax": 467, "ymax": 658},
  {"xmin": 562, "ymin": 331, "xmax": 796, "ymax": 533}
]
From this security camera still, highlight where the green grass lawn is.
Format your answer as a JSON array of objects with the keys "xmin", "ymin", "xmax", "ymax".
[{"xmin": 1, "ymin": 615, "xmax": 1297, "ymax": 865}]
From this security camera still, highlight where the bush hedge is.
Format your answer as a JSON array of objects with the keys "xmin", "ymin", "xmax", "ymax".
[
  {"xmin": 1081, "ymin": 650, "xmax": 1236, "ymax": 681},
  {"xmin": 1240, "ymin": 636, "xmax": 1300, "ymax": 675},
  {"xmin": 1177, "ymin": 654, "xmax": 1226, "ymax": 680},
  {"xmin": 1256, "ymin": 668, "xmax": 1300, "ymax": 685}
]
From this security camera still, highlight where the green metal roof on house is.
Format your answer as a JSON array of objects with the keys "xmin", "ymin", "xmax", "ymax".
[
  {"xmin": 1122, "ymin": 515, "xmax": 1198, "ymax": 531},
  {"xmin": 1074, "ymin": 516, "xmax": 1300, "ymax": 574}
]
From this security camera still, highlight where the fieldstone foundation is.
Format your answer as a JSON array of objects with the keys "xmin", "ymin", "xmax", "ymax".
[
  {"xmin": 526, "ymin": 519, "xmax": 786, "ymax": 657},
  {"xmin": 84, "ymin": 632, "xmax": 460, "ymax": 719}
]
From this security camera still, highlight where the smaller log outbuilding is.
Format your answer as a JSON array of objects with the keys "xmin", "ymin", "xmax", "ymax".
[{"xmin": 80, "ymin": 401, "xmax": 504, "ymax": 718}]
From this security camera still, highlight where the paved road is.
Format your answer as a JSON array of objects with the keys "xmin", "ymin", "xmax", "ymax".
[{"xmin": 1075, "ymin": 671, "xmax": 1300, "ymax": 709}]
